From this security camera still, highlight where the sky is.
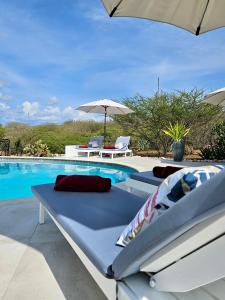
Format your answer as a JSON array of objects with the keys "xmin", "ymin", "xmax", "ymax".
[{"xmin": 0, "ymin": 0, "xmax": 225, "ymax": 125}]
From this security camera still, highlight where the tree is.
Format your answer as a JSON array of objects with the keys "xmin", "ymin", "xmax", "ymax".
[
  {"xmin": 201, "ymin": 122, "xmax": 225, "ymax": 160},
  {"xmin": 114, "ymin": 89, "xmax": 223, "ymax": 155},
  {"xmin": 0, "ymin": 124, "xmax": 5, "ymax": 138}
]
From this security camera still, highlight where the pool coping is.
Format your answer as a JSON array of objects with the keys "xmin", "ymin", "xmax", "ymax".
[{"xmin": 0, "ymin": 155, "xmax": 140, "ymax": 172}]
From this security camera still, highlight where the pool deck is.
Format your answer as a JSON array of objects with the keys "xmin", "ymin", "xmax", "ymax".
[
  {"xmin": 0, "ymin": 154, "xmax": 216, "ymax": 172},
  {"xmin": 0, "ymin": 156, "xmax": 223, "ymax": 300}
]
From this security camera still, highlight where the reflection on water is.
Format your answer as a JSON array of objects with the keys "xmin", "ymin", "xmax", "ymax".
[
  {"xmin": 0, "ymin": 160, "xmax": 135, "ymax": 200},
  {"xmin": 0, "ymin": 163, "xmax": 10, "ymax": 175}
]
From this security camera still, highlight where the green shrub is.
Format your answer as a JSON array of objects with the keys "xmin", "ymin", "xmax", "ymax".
[
  {"xmin": 114, "ymin": 90, "xmax": 223, "ymax": 155},
  {"xmin": 0, "ymin": 125, "xmax": 5, "ymax": 138},
  {"xmin": 14, "ymin": 139, "xmax": 23, "ymax": 155},
  {"xmin": 200, "ymin": 122, "xmax": 225, "ymax": 160},
  {"xmin": 23, "ymin": 140, "xmax": 50, "ymax": 157},
  {"xmin": 200, "ymin": 146, "xmax": 215, "ymax": 160}
]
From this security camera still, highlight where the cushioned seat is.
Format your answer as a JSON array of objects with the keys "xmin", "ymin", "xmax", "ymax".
[
  {"xmin": 33, "ymin": 170, "xmax": 225, "ymax": 281},
  {"xmin": 130, "ymin": 171, "xmax": 163, "ymax": 186},
  {"xmin": 32, "ymin": 184, "xmax": 145, "ymax": 276}
]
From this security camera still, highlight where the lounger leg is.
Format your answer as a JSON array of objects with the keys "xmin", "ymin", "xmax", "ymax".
[
  {"xmin": 112, "ymin": 153, "xmax": 114, "ymax": 159},
  {"xmin": 87, "ymin": 152, "xmax": 90, "ymax": 158},
  {"xmin": 39, "ymin": 202, "xmax": 45, "ymax": 224}
]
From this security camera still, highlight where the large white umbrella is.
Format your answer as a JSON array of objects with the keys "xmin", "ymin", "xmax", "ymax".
[
  {"xmin": 102, "ymin": 0, "xmax": 225, "ymax": 35},
  {"xmin": 204, "ymin": 87, "xmax": 225, "ymax": 106},
  {"xmin": 76, "ymin": 99, "xmax": 133, "ymax": 142}
]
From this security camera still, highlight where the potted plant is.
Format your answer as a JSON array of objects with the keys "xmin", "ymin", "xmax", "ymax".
[{"xmin": 162, "ymin": 122, "xmax": 190, "ymax": 161}]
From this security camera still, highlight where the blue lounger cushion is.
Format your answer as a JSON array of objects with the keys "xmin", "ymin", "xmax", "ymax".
[
  {"xmin": 32, "ymin": 184, "xmax": 145, "ymax": 277},
  {"xmin": 130, "ymin": 171, "xmax": 163, "ymax": 186},
  {"xmin": 33, "ymin": 170, "xmax": 225, "ymax": 280}
]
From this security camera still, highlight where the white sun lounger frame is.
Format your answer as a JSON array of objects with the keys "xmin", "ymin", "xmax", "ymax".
[
  {"xmin": 39, "ymin": 203, "xmax": 117, "ymax": 299},
  {"xmin": 65, "ymin": 146, "xmax": 101, "ymax": 157},
  {"xmin": 39, "ymin": 201, "xmax": 225, "ymax": 299},
  {"xmin": 100, "ymin": 149, "xmax": 133, "ymax": 159},
  {"xmin": 37, "ymin": 169, "xmax": 225, "ymax": 300}
]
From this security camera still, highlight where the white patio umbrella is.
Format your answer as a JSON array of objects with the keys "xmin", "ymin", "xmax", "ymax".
[
  {"xmin": 102, "ymin": 0, "xmax": 225, "ymax": 35},
  {"xmin": 76, "ymin": 99, "xmax": 133, "ymax": 143},
  {"xmin": 204, "ymin": 87, "xmax": 225, "ymax": 106}
]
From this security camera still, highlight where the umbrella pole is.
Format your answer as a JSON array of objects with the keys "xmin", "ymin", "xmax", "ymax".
[{"xmin": 103, "ymin": 106, "xmax": 107, "ymax": 145}]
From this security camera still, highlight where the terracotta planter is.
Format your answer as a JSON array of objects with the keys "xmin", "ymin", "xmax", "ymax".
[{"xmin": 172, "ymin": 141, "xmax": 184, "ymax": 161}]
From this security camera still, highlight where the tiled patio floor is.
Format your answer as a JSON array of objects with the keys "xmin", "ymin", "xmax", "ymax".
[{"xmin": 0, "ymin": 199, "xmax": 106, "ymax": 300}]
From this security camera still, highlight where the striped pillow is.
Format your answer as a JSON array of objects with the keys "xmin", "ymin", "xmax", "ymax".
[{"xmin": 117, "ymin": 165, "xmax": 224, "ymax": 247}]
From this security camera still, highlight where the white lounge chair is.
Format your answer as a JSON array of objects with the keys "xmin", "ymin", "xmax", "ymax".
[
  {"xmin": 100, "ymin": 136, "xmax": 132, "ymax": 159},
  {"xmin": 65, "ymin": 136, "xmax": 103, "ymax": 158},
  {"xmin": 33, "ymin": 169, "xmax": 225, "ymax": 300}
]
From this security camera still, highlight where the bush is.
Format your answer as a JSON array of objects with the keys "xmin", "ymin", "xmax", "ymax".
[
  {"xmin": 14, "ymin": 139, "xmax": 23, "ymax": 155},
  {"xmin": 0, "ymin": 125, "xmax": 5, "ymax": 138},
  {"xmin": 114, "ymin": 90, "xmax": 223, "ymax": 155},
  {"xmin": 200, "ymin": 146, "xmax": 215, "ymax": 160},
  {"xmin": 23, "ymin": 140, "xmax": 50, "ymax": 157},
  {"xmin": 200, "ymin": 122, "xmax": 225, "ymax": 160}
]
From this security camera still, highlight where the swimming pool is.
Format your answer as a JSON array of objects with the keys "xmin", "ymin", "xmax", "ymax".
[{"xmin": 0, "ymin": 159, "xmax": 136, "ymax": 200}]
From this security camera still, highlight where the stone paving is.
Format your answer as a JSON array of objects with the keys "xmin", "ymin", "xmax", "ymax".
[{"xmin": 0, "ymin": 199, "xmax": 106, "ymax": 300}]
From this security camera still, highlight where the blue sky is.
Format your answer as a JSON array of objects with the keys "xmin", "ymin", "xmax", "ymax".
[{"xmin": 0, "ymin": 0, "xmax": 225, "ymax": 124}]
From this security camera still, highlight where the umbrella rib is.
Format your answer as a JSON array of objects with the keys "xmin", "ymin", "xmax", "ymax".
[
  {"xmin": 196, "ymin": 0, "xmax": 210, "ymax": 35},
  {"xmin": 110, "ymin": 0, "xmax": 124, "ymax": 17}
]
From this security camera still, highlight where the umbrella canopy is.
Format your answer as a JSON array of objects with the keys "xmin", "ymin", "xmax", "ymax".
[
  {"xmin": 102, "ymin": 0, "xmax": 225, "ymax": 35},
  {"xmin": 76, "ymin": 99, "xmax": 133, "ymax": 143},
  {"xmin": 76, "ymin": 99, "xmax": 133, "ymax": 115},
  {"xmin": 204, "ymin": 87, "xmax": 225, "ymax": 106}
]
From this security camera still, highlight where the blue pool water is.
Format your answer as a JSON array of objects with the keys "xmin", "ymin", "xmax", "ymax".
[{"xmin": 0, "ymin": 159, "xmax": 136, "ymax": 200}]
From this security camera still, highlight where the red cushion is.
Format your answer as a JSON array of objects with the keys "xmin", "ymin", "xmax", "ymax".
[
  {"xmin": 79, "ymin": 145, "xmax": 88, "ymax": 148},
  {"xmin": 54, "ymin": 175, "xmax": 111, "ymax": 192},
  {"xmin": 153, "ymin": 166, "xmax": 182, "ymax": 178},
  {"xmin": 103, "ymin": 146, "xmax": 116, "ymax": 149}
]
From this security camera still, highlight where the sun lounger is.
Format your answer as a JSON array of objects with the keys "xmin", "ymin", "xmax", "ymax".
[
  {"xmin": 65, "ymin": 136, "xmax": 103, "ymax": 157},
  {"xmin": 100, "ymin": 136, "xmax": 132, "ymax": 159},
  {"xmin": 33, "ymin": 169, "xmax": 225, "ymax": 300},
  {"xmin": 126, "ymin": 171, "xmax": 164, "ymax": 193}
]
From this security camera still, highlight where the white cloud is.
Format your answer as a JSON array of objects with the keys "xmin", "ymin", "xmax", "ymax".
[
  {"xmin": 48, "ymin": 96, "xmax": 60, "ymax": 105},
  {"xmin": 43, "ymin": 106, "xmax": 61, "ymax": 115},
  {"xmin": 0, "ymin": 102, "xmax": 10, "ymax": 112},
  {"xmin": 16, "ymin": 101, "xmax": 98, "ymax": 124},
  {"xmin": 22, "ymin": 101, "xmax": 39, "ymax": 117},
  {"xmin": 0, "ymin": 92, "xmax": 12, "ymax": 102},
  {"xmin": 63, "ymin": 106, "xmax": 99, "ymax": 121},
  {"xmin": 63, "ymin": 105, "xmax": 76, "ymax": 116}
]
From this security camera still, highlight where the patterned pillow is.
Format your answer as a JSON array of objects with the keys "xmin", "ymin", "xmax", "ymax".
[{"xmin": 117, "ymin": 165, "xmax": 224, "ymax": 247}]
